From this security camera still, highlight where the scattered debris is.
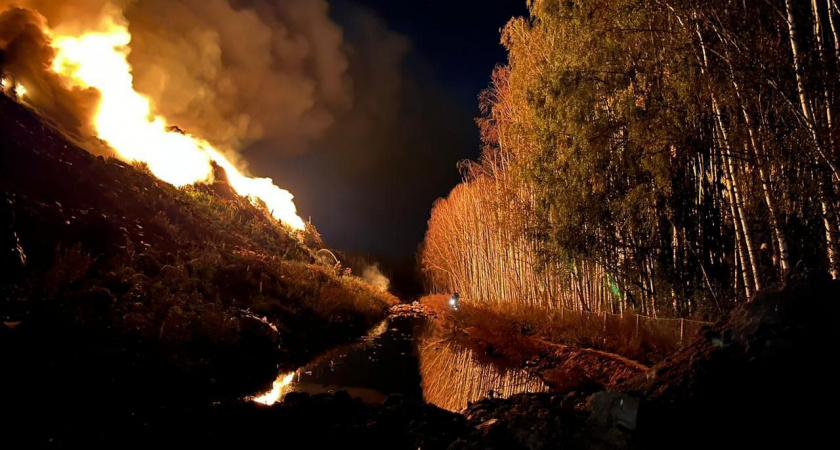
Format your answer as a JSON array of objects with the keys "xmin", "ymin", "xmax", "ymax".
[{"xmin": 390, "ymin": 302, "xmax": 437, "ymax": 319}]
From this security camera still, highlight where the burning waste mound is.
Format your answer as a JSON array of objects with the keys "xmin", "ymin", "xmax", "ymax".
[
  {"xmin": 0, "ymin": 0, "xmax": 312, "ymax": 231},
  {"xmin": 1, "ymin": 1, "xmax": 402, "ymax": 419}
]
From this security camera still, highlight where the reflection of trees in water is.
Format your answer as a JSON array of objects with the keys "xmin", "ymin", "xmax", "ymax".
[{"xmin": 417, "ymin": 329, "xmax": 548, "ymax": 412}]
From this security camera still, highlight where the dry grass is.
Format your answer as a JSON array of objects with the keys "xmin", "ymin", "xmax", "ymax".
[
  {"xmin": 275, "ymin": 261, "xmax": 399, "ymax": 322},
  {"xmin": 421, "ymin": 295, "xmax": 705, "ymax": 365},
  {"xmin": 0, "ymin": 106, "xmax": 399, "ymax": 376},
  {"xmin": 33, "ymin": 243, "xmax": 397, "ymax": 348}
]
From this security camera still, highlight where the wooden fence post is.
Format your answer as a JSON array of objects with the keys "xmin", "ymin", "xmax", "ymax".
[
  {"xmin": 635, "ymin": 314, "xmax": 640, "ymax": 336},
  {"xmin": 603, "ymin": 311, "xmax": 607, "ymax": 332},
  {"xmin": 680, "ymin": 318, "xmax": 685, "ymax": 343}
]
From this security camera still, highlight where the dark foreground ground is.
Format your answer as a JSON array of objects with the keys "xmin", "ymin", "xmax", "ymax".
[
  {"xmin": 1, "ymin": 93, "xmax": 836, "ymax": 448},
  {"xmin": 0, "ymin": 90, "xmax": 398, "ymax": 445},
  {"xmin": 2, "ymin": 272, "xmax": 835, "ymax": 449}
]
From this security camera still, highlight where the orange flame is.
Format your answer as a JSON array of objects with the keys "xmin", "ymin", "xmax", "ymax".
[
  {"xmin": 0, "ymin": 77, "xmax": 26, "ymax": 97},
  {"xmin": 47, "ymin": 14, "xmax": 305, "ymax": 230}
]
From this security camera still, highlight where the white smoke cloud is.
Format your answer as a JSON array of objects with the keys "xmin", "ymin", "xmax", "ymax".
[{"xmin": 361, "ymin": 263, "xmax": 390, "ymax": 293}]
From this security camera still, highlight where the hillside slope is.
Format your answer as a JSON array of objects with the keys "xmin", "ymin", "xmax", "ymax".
[{"xmin": 0, "ymin": 93, "xmax": 396, "ymax": 404}]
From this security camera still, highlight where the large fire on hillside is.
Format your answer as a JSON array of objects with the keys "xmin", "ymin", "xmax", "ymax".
[{"xmin": 1, "ymin": 4, "xmax": 306, "ymax": 231}]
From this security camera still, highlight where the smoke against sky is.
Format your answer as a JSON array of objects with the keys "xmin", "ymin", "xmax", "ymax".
[
  {"xmin": 126, "ymin": 0, "xmax": 353, "ymax": 152},
  {"xmin": 260, "ymin": 0, "xmax": 527, "ymax": 258},
  {"xmin": 2, "ymin": 0, "xmax": 357, "ymax": 152}
]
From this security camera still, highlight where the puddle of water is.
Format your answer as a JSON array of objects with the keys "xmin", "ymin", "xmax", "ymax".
[
  {"xmin": 249, "ymin": 316, "xmax": 548, "ymax": 412},
  {"xmin": 249, "ymin": 317, "xmax": 421, "ymax": 406}
]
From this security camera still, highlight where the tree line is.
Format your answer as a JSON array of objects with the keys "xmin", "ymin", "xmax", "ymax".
[{"xmin": 422, "ymin": 0, "xmax": 840, "ymax": 318}]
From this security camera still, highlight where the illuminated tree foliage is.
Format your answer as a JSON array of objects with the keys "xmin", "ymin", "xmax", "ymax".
[{"xmin": 422, "ymin": 0, "xmax": 840, "ymax": 318}]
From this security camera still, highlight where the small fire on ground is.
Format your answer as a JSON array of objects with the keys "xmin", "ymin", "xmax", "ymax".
[{"xmin": 1, "ymin": 77, "xmax": 27, "ymax": 98}]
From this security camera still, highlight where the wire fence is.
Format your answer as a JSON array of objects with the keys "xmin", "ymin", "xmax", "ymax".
[
  {"xmin": 475, "ymin": 300, "xmax": 715, "ymax": 363},
  {"xmin": 425, "ymin": 294, "xmax": 716, "ymax": 363}
]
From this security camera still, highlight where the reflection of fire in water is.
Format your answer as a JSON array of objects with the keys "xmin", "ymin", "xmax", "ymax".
[
  {"xmin": 251, "ymin": 372, "xmax": 296, "ymax": 406},
  {"xmin": 249, "ymin": 320, "xmax": 390, "ymax": 406},
  {"xmin": 247, "ymin": 319, "xmax": 547, "ymax": 410},
  {"xmin": 418, "ymin": 333, "xmax": 548, "ymax": 412}
]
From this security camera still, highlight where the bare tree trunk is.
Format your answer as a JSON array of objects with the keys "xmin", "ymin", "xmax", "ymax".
[
  {"xmin": 786, "ymin": 0, "xmax": 840, "ymax": 279},
  {"xmin": 731, "ymin": 75, "xmax": 791, "ymax": 273},
  {"xmin": 822, "ymin": 188, "xmax": 840, "ymax": 278},
  {"xmin": 829, "ymin": 0, "xmax": 840, "ymax": 63},
  {"xmin": 714, "ymin": 102, "xmax": 761, "ymax": 292},
  {"xmin": 787, "ymin": 0, "xmax": 817, "ymax": 125},
  {"xmin": 692, "ymin": 19, "xmax": 756, "ymax": 298},
  {"xmin": 786, "ymin": 0, "xmax": 840, "ymax": 180},
  {"xmin": 714, "ymin": 122, "xmax": 754, "ymax": 299}
]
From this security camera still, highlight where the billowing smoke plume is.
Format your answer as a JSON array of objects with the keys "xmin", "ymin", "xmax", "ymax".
[
  {"xmin": 1, "ymin": 0, "xmax": 353, "ymax": 153},
  {"xmin": 125, "ymin": 0, "xmax": 352, "ymax": 152},
  {"xmin": 2, "ymin": 0, "xmax": 467, "ymax": 256}
]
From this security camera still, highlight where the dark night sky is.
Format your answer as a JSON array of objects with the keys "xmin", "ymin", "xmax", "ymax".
[{"xmin": 244, "ymin": 0, "xmax": 528, "ymax": 260}]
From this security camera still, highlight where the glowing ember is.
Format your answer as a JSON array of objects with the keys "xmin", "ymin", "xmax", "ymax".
[
  {"xmin": 46, "ymin": 13, "xmax": 305, "ymax": 230},
  {"xmin": 15, "ymin": 83, "xmax": 26, "ymax": 97},
  {"xmin": 252, "ymin": 372, "xmax": 296, "ymax": 406}
]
